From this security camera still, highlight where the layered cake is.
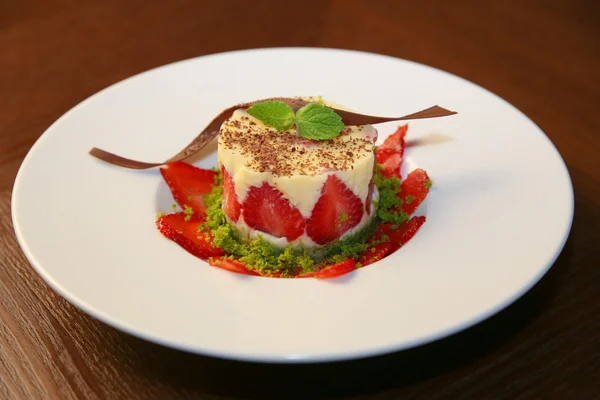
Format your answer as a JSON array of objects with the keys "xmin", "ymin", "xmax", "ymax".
[{"xmin": 218, "ymin": 106, "xmax": 379, "ymax": 248}]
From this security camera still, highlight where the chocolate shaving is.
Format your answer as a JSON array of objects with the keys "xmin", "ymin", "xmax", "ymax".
[{"xmin": 88, "ymin": 97, "xmax": 456, "ymax": 169}]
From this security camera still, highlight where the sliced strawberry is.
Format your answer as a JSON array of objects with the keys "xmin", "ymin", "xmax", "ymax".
[
  {"xmin": 377, "ymin": 150, "xmax": 403, "ymax": 178},
  {"xmin": 379, "ymin": 215, "xmax": 426, "ymax": 252},
  {"xmin": 160, "ymin": 162, "xmax": 217, "ymax": 216},
  {"xmin": 359, "ymin": 217, "xmax": 426, "ymax": 263},
  {"xmin": 242, "ymin": 182, "xmax": 305, "ymax": 241},
  {"xmin": 359, "ymin": 238, "xmax": 393, "ymax": 266},
  {"xmin": 365, "ymin": 177, "xmax": 375, "ymax": 215},
  {"xmin": 209, "ymin": 258, "xmax": 258, "ymax": 275},
  {"xmin": 299, "ymin": 258, "xmax": 356, "ymax": 279},
  {"xmin": 399, "ymin": 168, "xmax": 430, "ymax": 215},
  {"xmin": 357, "ymin": 223, "xmax": 392, "ymax": 266},
  {"xmin": 306, "ymin": 175, "xmax": 364, "ymax": 245},
  {"xmin": 221, "ymin": 166, "xmax": 241, "ymax": 222},
  {"xmin": 376, "ymin": 125, "xmax": 407, "ymax": 178},
  {"xmin": 156, "ymin": 213, "xmax": 224, "ymax": 260},
  {"xmin": 379, "ymin": 124, "xmax": 408, "ymax": 153}
]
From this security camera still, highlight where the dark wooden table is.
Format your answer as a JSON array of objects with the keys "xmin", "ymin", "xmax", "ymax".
[{"xmin": 1, "ymin": 1, "xmax": 599, "ymax": 399}]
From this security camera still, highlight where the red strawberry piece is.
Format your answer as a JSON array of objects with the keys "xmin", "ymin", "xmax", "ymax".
[
  {"xmin": 399, "ymin": 168, "xmax": 430, "ymax": 215},
  {"xmin": 242, "ymin": 182, "xmax": 306, "ymax": 241},
  {"xmin": 365, "ymin": 177, "xmax": 375, "ymax": 215},
  {"xmin": 156, "ymin": 212, "xmax": 224, "ymax": 260},
  {"xmin": 379, "ymin": 215, "xmax": 427, "ymax": 253},
  {"xmin": 379, "ymin": 124, "xmax": 408, "ymax": 153},
  {"xmin": 358, "ymin": 223, "xmax": 394, "ymax": 266},
  {"xmin": 298, "ymin": 258, "xmax": 356, "ymax": 279},
  {"xmin": 208, "ymin": 258, "xmax": 258, "ymax": 276},
  {"xmin": 359, "ymin": 241, "xmax": 393, "ymax": 266},
  {"xmin": 306, "ymin": 175, "xmax": 364, "ymax": 245},
  {"xmin": 375, "ymin": 124, "xmax": 407, "ymax": 178},
  {"xmin": 377, "ymin": 150, "xmax": 403, "ymax": 178},
  {"xmin": 221, "ymin": 166, "xmax": 241, "ymax": 222},
  {"xmin": 160, "ymin": 162, "xmax": 217, "ymax": 216}
]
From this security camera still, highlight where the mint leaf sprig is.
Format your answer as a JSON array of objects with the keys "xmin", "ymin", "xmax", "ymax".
[
  {"xmin": 246, "ymin": 100, "xmax": 344, "ymax": 140},
  {"xmin": 245, "ymin": 101, "xmax": 296, "ymax": 132}
]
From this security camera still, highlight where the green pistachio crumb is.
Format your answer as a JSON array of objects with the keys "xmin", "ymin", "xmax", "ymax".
[
  {"xmin": 323, "ymin": 217, "xmax": 378, "ymax": 261},
  {"xmin": 296, "ymin": 247, "xmax": 316, "ymax": 274},
  {"xmin": 339, "ymin": 212, "xmax": 348, "ymax": 222},
  {"xmin": 240, "ymin": 236, "xmax": 278, "ymax": 273},
  {"xmin": 169, "ymin": 167, "xmax": 414, "ymax": 276},
  {"xmin": 213, "ymin": 172, "xmax": 223, "ymax": 186},
  {"xmin": 374, "ymin": 168, "xmax": 409, "ymax": 225},
  {"xmin": 183, "ymin": 205, "xmax": 194, "ymax": 221}
]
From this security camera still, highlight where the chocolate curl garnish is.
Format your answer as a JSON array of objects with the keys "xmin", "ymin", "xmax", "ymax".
[{"xmin": 88, "ymin": 97, "xmax": 456, "ymax": 169}]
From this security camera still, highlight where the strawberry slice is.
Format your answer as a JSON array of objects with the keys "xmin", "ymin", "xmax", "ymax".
[
  {"xmin": 359, "ymin": 241, "xmax": 393, "ymax": 266},
  {"xmin": 379, "ymin": 215, "xmax": 427, "ymax": 252},
  {"xmin": 379, "ymin": 124, "xmax": 407, "ymax": 153},
  {"xmin": 365, "ymin": 177, "xmax": 375, "ymax": 215},
  {"xmin": 299, "ymin": 258, "xmax": 356, "ymax": 279},
  {"xmin": 399, "ymin": 168, "xmax": 430, "ymax": 215},
  {"xmin": 358, "ymin": 223, "xmax": 393, "ymax": 265},
  {"xmin": 242, "ymin": 182, "xmax": 305, "ymax": 241},
  {"xmin": 375, "ymin": 125, "xmax": 407, "ymax": 178},
  {"xmin": 221, "ymin": 166, "xmax": 241, "ymax": 222},
  {"xmin": 358, "ymin": 223, "xmax": 394, "ymax": 266},
  {"xmin": 156, "ymin": 213, "xmax": 224, "ymax": 260},
  {"xmin": 377, "ymin": 150, "xmax": 403, "ymax": 178},
  {"xmin": 359, "ymin": 217, "xmax": 426, "ymax": 263},
  {"xmin": 160, "ymin": 162, "xmax": 217, "ymax": 216},
  {"xmin": 208, "ymin": 258, "xmax": 258, "ymax": 275},
  {"xmin": 306, "ymin": 175, "xmax": 364, "ymax": 245}
]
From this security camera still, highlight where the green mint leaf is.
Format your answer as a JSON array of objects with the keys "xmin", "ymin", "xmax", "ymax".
[
  {"xmin": 296, "ymin": 103, "xmax": 344, "ymax": 140},
  {"xmin": 246, "ymin": 101, "xmax": 296, "ymax": 132}
]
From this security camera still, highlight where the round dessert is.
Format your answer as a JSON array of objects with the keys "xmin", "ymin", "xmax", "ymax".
[
  {"xmin": 88, "ymin": 95, "xmax": 443, "ymax": 278},
  {"xmin": 218, "ymin": 106, "xmax": 379, "ymax": 248}
]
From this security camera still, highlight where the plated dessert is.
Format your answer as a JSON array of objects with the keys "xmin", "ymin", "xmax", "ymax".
[
  {"xmin": 89, "ymin": 96, "xmax": 456, "ymax": 278},
  {"xmin": 218, "ymin": 105, "xmax": 378, "ymax": 247},
  {"xmin": 146, "ymin": 98, "xmax": 443, "ymax": 278},
  {"xmin": 13, "ymin": 48, "xmax": 571, "ymax": 362}
]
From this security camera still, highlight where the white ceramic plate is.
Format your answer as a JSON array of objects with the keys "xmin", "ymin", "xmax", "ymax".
[{"xmin": 12, "ymin": 48, "xmax": 573, "ymax": 363}]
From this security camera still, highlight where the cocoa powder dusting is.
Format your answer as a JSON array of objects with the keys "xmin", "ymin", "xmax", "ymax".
[{"xmin": 218, "ymin": 110, "xmax": 375, "ymax": 177}]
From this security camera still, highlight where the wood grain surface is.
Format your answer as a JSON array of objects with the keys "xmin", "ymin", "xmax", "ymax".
[{"xmin": 1, "ymin": 1, "xmax": 599, "ymax": 399}]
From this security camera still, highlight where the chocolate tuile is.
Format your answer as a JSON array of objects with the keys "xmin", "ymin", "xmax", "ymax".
[{"xmin": 88, "ymin": 97, "xmax": 456, "ymax": 169}]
